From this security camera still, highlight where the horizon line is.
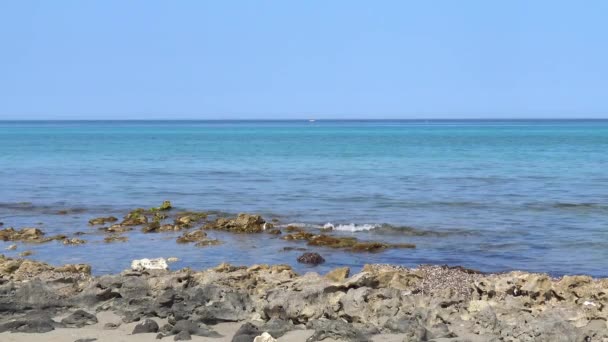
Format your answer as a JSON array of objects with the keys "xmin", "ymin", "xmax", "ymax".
[{"xmin": 1, "ymin": 118, "xmax": 608, "ymax": 122}]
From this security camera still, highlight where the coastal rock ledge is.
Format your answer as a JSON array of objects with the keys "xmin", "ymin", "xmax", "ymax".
[{"xmin": 0, "ymin": 255, "xmax": 606, "ymax": 341}]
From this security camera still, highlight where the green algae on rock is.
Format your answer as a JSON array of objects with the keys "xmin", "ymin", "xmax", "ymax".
[
  {"xmin": 149, "ymin": 200, "xmax": 173, "ymax": 212},
  {"xmin": 121, "ymin": 209, "xmax": 149, "ymax": 226}
]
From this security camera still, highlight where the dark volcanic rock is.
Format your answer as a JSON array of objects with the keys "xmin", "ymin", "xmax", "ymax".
[
  {"xmin": 259, "ymin": 318, "xmax": 296, "ymax": 338},
  {"xmin": 174, "ymin": 330, "xmax": 192, "ymax": 340},
  {"xmin": 132, "ymin": 318, "xmax": 160, "ymax": 334},
  {"xmin": 0, "ymin": 255, "xmax": 606, "ymax": 342},
  {"xmin": 74, "ymin": 339, "xmax": 97, "ymax": 342},
  {"xmin": 190, "ymin": 285, "xmax": 252, "ymax": 324},
  {"xmin": 231, "ymin": 322, "xmax": 260, "ymax": 342},
  {"xmin": 0, "ymin": 313, "xmax": 58, "ymax": 333},
  {"xmin": 61, "ymin": 310, "xmax": 98, "ymax": 327},
  {"xmin": 306, "ymin": 320, "xmax": 371, "ymax": 342},
  {"xmin": 297, "ymin": 252, "xmax": 325, "ymax": 265},
  {"xmin": 170, "ymin": 320, "xmax": 221, "ymax": 338}
]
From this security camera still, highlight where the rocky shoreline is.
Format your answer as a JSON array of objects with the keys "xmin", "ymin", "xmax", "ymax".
[
  {"xmin": 1, "ymin": 202, "xmax": 607, "ymax": 340},
  {"xmin": 0, "ymin": 255, "xmax": 606, "ymax": 341}
]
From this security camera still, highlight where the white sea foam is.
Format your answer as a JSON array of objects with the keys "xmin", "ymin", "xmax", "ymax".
[{"xmin": 324, "ymin": 222, "xmax": 380, "ymax": 232}]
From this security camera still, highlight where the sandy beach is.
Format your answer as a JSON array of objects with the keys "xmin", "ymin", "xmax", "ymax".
[{"xmin": 0, "ymin": 310, "xmax": 413, "ymax": 342}]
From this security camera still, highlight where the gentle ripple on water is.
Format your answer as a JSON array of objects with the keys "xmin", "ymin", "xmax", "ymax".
[{"xmin": 0, "ymin": 120, "xmax": 607, "ymax": 276}]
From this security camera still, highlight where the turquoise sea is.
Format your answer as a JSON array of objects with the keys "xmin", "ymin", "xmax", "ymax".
[{"xmin": 0, "ymin": 120, "xmax": 607, "ymax": 276}]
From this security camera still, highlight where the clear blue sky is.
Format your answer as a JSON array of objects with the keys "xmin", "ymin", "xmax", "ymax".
[{"xmin": 1, "ymin": 1, "xmax": 607, "ymax": 120}]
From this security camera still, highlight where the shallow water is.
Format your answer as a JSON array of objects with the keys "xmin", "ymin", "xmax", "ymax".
[{"xmin": 0, "ymin": 120, "xmax": 607, "ymax": 276}]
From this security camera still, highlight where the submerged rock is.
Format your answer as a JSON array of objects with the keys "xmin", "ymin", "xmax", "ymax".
[
  {"xmin": 63, "ymin": 238, "xmax": 86, "ymax": 245},
  {"xmin": 88, "ymin": 216, "xmax": 118, "ymax": 225},
  {"xmin": 284, "ymin": 231, "xmax": 416, "ymax": 252},
  {"xmin": 204, "ymin": 213, "xmax": 266, "ymax": 233},
  {"xmin": 350, "ymin": 241, "xmax": 415, "ymax": 252},
  {"xmin": 131, "ymin": 258, "xmax": 169, "ymax": 271},
  {"xmin": 297, "ymin": 252, "xmax": 325, "ymax": 265},
  {"xmin": 144, "ymin": 223, "xmax": 185, "ymax": 233},
  {"xmin": 194, "ymin": 239, "xmax": 222, "ymax": 247},
  {"xmin": 104, "ymin": 235, "xmax": 128, "ymax": 243},
  {"xmin": 281, "ymin": 231, "xmax": 314, "ymax": 241},
  {"xmin": 308, "ymin": 235, "xmax": 358, "ymax": 248},
  {"xmin": 176, "ymin": 229, "xmax": 221, "ymax": 246},
  {"xmin": 281, "ymin": 246, "xmax": 307, "ymax": 252},
  {"xmin": 105, "ymin": 224, "xmax": 133, "ymax": 233},
  {"xmin": 19, "ymin": 250, "xmax": 34, "ymax": 257}
]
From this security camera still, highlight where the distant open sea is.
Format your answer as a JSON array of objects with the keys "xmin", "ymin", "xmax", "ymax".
[{"xmin": 0, "ymin": 120, "xmax": 607, "ymax": 276}]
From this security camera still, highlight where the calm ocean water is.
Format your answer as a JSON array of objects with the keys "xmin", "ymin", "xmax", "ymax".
[{"xmin": 0, "ymin": 120, "xmax": 607, "ymax": 276}]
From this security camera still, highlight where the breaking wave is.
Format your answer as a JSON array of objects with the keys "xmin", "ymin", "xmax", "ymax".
[
  {"xmin": 322, "ymin": 222, "xmax": 475, "ymax": 236},
  {"xmin": 323, "ymin": 222, "xmax": 379, "ymax": 232}
]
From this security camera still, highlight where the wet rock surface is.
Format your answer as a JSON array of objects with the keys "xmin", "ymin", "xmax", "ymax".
[
  {"xmin": 204, "ymin": 213, "xmax": 266, "ymax": 233},
  {"xmin": 0, "ymin": 227, "xmax": 67, "ymax": 244},
  {"xmin": 0, "ymin": 255, "xmax": 607, "ymax": 341},
  {"xmin": 103, "ymin": 235, "xmax": 128, "ymax": 243},
  {"xmin": 176, "ymin": 229, "xmax": 221, "ymax": 246},
  {"xmin": 88, "ymin": 216, "xmax": 118, "ymax": 225},
  {"xmin": 283, "ymin": 230, "xmax": 416, "ymax": 252},
  {"xmin": 296, "ymin": 252, "xmax": 325, "ymax": 265},
  {"xmin": 63, "ymin": 238, "xmax": 87, "ymax": 245}
]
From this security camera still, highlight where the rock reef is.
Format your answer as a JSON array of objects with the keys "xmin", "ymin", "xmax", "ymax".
[{"xmin": 283, "ymin": 227, "xmax": 416, "ymax": 252}]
